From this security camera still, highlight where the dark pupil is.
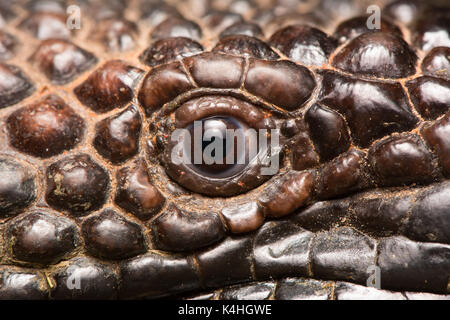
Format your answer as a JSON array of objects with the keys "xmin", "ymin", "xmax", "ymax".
[{"xmin": 186, "ymin": 116, "xmax": 250, "ymax": 178}]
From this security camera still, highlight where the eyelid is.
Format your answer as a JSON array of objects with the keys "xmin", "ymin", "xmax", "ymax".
[
  {"xmin": 172, "ymin": 95, "xmax": 275, "ymax": 129},
  {"xmin": 155, "ymin": 88, "xmax": 291, "ymax": 119}
]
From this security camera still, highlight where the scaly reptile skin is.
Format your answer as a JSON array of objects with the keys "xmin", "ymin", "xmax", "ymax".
[{"xmin": 0, "ymin": 0, "xmax": 449, "ymax": 300}]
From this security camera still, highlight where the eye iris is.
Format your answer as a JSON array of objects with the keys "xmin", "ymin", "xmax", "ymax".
[{"xmin": 186, "ymin": 116, "xmax": 250, "ymax": 178}]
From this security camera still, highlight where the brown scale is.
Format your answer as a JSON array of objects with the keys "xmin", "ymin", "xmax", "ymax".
[
  {"xmin": 93, "ymin": 104, "xmax": 142, "ymax": 164},
  {"xmin": 29, "ymin": 39, "xmax": 97, "ymax": 84},
  {"xmin": 0, "ymin": 0, "xmax": 449, "ymax": 300}
]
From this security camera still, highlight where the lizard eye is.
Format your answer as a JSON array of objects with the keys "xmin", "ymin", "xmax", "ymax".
[{"xmin": 154, "ymin": 95, "xmax": 283, "ymax": 197}]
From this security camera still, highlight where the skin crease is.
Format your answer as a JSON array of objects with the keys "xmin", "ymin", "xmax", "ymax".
[{"xmin": 0, "ymin": 0, "xmax": 449, "ymax": 300}]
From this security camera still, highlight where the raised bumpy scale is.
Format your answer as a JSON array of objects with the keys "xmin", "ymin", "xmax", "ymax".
[{"xmin": 0, "ymin": 0, "xmax": 449, "ymax": 300}]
